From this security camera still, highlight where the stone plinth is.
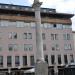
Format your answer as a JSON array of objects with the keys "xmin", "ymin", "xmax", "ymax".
[{"xmin": 35, "ymin": 61, "xmax": 48, "ymax": 75}]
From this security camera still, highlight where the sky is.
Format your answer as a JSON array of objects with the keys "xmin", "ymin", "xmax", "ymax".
[{"xmin": 0, "ymin": 0, "xmax": 75, "ymax": 30}]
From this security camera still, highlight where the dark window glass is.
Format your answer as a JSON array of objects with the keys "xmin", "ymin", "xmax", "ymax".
[
  {"xmin": 44, "ymin": 55, "xmax": 48, "ymax": 64},
  {"xmin": 67, "ymin": 34, "xmax": 70, "ymax": 40},
  {"xmin": 23, "ymin": 56, "xmax": 27, "ymax": 66},
  {"xmin": 63, "ymin": 34, "xmax": 70, "ymax": 40},
  {"xmin": 30, "ymin": 56, "xmax": 35, "ymax": 66},
  {"xmin": 51, "ymin": 34, "xmax": 54, "ymax": 40},
  {"xmin": 51, "ymin": 55, "xmax": 55, "ymax": 64},
  {"xmin": 42, "ymin": 33, "xmax": 45, "ymax": 40},
  {"xmin": 55, "ymin": 34, "xmax": 58, "ymax": 40},
  {"xmin": 58, "ymin": 55, "xmax": 61, "ymax": 64},
  {"xmin": 52, "ymin": 47, "xmax": 55, "ymax": 51},
  {"xmin": 24, "ymin": 44, "xmax": 33, "ymax": 51},
  {"xmin": 0, "ymin": 56, "xmax": 3, "ymax": 67},
  {"xmin": 28, "ymin": 33, "xmax": 32, "ymax": 39},
  {"xmin": 9, "ymin": 32, "xmax": 17, "ymax": 39},
  {"xmin": 64, "ymin": 55, "xmax": 68, "ymax": 64},
  {"xmin": 15, "ymin": 56, "xmax": 20, "ymax": 66},
  {"xmin": 53, "ymin": 24, "xmax": 57, "ymax": 28},
  {"xmin": 24, "ymin": 33, "xmax": 32, "ymax": 39},
  {"xmin": 70, "ymin": 54, "xmax": 74, "ymax": 63},
  {"xmin": 51, "ymin": 34, "xmax": 58, "ymax": 40},
  {"xmin": 24, "ymin": 33, "xmax": 27, "ymax": 39},
  {"xmin": 7, "ymin": 56, "xmax": 12, "ymax": 67},
  {"xmin": 14, "ymin": 33, "xmax": 17, "ymax": 39}
]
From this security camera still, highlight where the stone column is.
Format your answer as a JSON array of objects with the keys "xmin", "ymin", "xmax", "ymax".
[
  {"xmin": 32, "ymin": 0, "xmax": 48, "ymax": 75},
  {"xmin": 33, "ymin": 1, "xmax": 44, "ymax": 62}
]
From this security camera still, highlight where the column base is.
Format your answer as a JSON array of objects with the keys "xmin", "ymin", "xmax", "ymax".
[{"xmin": 35, "ymin": 61, "xmax": 48, "ymax": 75}]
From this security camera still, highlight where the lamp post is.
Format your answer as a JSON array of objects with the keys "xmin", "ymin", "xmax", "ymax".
[{"xmin": 32, "ymin": 0, "xmax": 48, "ymax": 75}]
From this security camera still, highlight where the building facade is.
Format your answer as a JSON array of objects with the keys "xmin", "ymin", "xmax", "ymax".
[{"xmin": 0, "ymin": 3, "xmax": 74, "ymax": 75}]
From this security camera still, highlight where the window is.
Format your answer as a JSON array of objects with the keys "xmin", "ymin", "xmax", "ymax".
[
  {"xmin": 0, "ymin": 56, "xmax": 3, "ymax": 67},
  {"xmin": 24, "ymin": 22, "xmax": 30, "ymax": 27},
  {"xmin": 56, "ymin": 44, "xmax": 59, "ymax": 50},
  {"xmin": 47, "ymin": 24, "xmax": 53, "ymax": 28},
  {"xmin": 51, "ymin": 34, "xmax": 58, "ymax": 40},
  {"xmin": 57, "ymin": 24, "xmax": 63, "ymax": 29},
  {"xmin": 9, "ymin": 32, "xmax": 17, "ymax": 39},
  {"xmin": 12, "ymin": 6, "xmax": 16, "ymax": 9},
  {"xmin": 43, "ymin": 44, "xmax": 46, "ymax": 51},
  {"xmin": 55, "ymin": 34, "xmax": 58, "ymax": 40},
  {"xmin": 70, "ymin": 54, "xmax": 74, "ymax": 63},
  {"xmin": 58, "ymin": 55, "xmax": 61, "ymax": 64},
  {"xmin": 30, "ymin": 56, "xmax": 35, "ymax": 66},
  {"xmin": 43, "ymin": 23, "xmax": 48, "ymax": 28},
  {"xmin": 44, "ymin": 55, "xmax": 48, "ymax": 64},
  {"xmin": 0, "ymin": 32, "xmax": 2, "ymax": 39},
  {"xmin": 51, "ymin": 55, "xmax": 55, "ymax": 64},
  {"xmin": 23, "ymin": 33, "xmax": 32, "ymax": 39},
  {"xmin": 53, "ymin": 24, "xmax": 57, "ymax": 28},
  {"xmin": 64, "ymin": 44, "xmax": 72, "ymax": 50},
  {"xmin": 63, "ymin": 25, "xmax": 71, "ymax": 29},
  {"xmin": 63, "ymin": 34, "xmax": 70, "ymax": 40},
  {"xmin": 30, "ymin": 22, "xmax": 36, "ymax": 28},
  {"xmin": 51, "ymin": 34, "xmax": 54, "ymax": 40},
  {"xmin": 23, "ymin": 56, "xmax": 27, "ymax": 66},
  {"xmin": 52, "ymin": 47, "xmax": 55, "ymax": 51},
  {"xmin": 0, "ymin": 46, "xmax": 2, "ymax": 51},
  {"xmin": 23, "ymin": 33, "xmax": 27, "ymax": 39},
  {"xmin": 7, "ymin": 56, "xmax": 12, "ymax": 67},
  {"xmin": 64, "ymin": 55, "xmax": 68, "ymax": 64},
  {"xmin": 0, "ymin": 20, "xmax": 9, "ymax": 27},
  {"xmin": 67, "ymin": 34, "xmax": 70, "ymax": 40},
  {"xmin": 16, "ymin": 21, "xmax": 24, "ymax": 27},
  {"xmin": 24, "ymin": 44, "xmax": 33, "ymax": 51},
  {"xmin": 52, "ymin": 44, "xmax": 59, "ymax": 51},
  {"xmin": 15, "ymin": 56, "xmax": 20, "ymax": 66},
  {"xmin": 5, "ymin": 6, "xmax": 9, "ymax": 8},
  {"xmin": 27, "ymin": 33, "xmax": 32, "ymax": 39},
  {"xmin": 25, "ymin": 8, "xmax": 29, "ymax": 10},
  {"xmin": 42, "ymin": 33, "xmax": 45, "ymax": 40},
  {"xmin": 9, "ymin": 20, "xmax": 16, "ymax": 26},
  {"xmin": 8, "ymin": 44, "xmax": 18, "ymax": 51},
  {"xmin": 41, "ymin": 24, "xmax": 44, "ymax": 28}
]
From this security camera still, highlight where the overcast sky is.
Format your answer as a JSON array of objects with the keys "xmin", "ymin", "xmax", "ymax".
[{"xmin": 0, "ymin": 0, "xmax": 75, "ymax": 30}]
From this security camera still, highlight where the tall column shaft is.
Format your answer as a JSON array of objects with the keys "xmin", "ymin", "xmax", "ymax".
[
  {"xmin": 32, "ymin": 1, "xmax": 48, "ymax": 75},
  {"xmin": 32, "ymin": 1, "xmax": 44, "ymax": 62},
  {"xmin": 34, "ymin": 6, "xmax": 44, "ymax": 62}
]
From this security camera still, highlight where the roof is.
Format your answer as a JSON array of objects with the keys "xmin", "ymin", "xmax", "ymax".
[{"xmin": 0, "ymin": 3, "xmax": 74, "ymax": 19}]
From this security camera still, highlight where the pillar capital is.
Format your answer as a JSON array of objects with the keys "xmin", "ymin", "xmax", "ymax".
[{"xmin": 32, "ymin": 1, "xmax": 42, "ymax": 8}]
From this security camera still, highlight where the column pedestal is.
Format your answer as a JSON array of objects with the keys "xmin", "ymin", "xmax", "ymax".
[{"xmin": 35, "ymin": 61, "xmax": 48, "ymax": 75}]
